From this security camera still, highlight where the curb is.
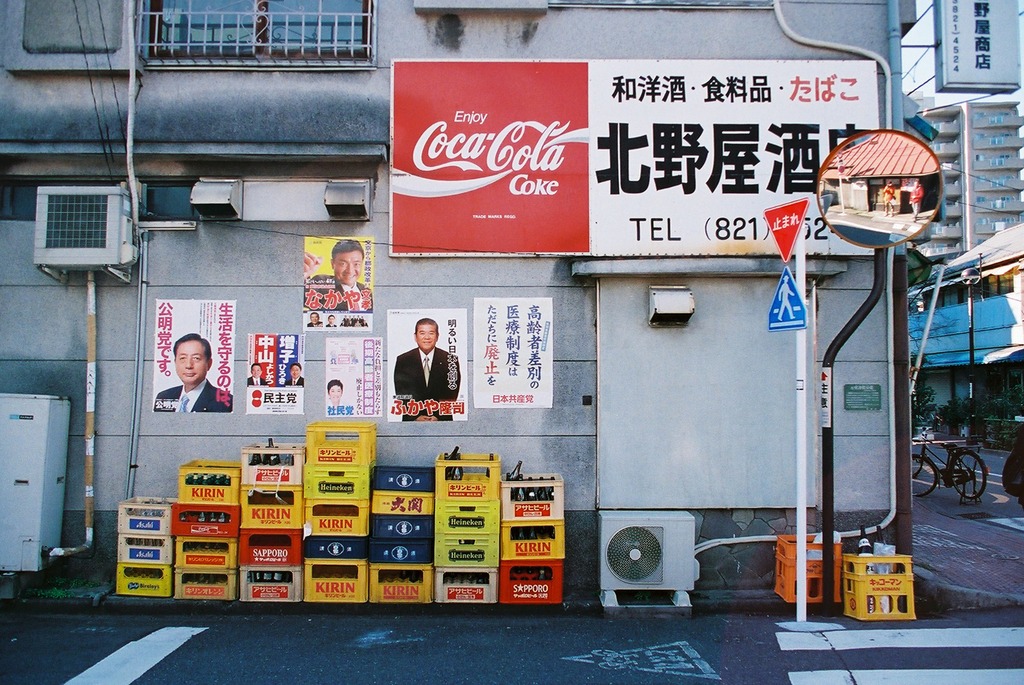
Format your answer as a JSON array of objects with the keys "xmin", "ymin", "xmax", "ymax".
[{"xmin": 914, "ymin": 566, "xmax": 1024, "ymax": 612}]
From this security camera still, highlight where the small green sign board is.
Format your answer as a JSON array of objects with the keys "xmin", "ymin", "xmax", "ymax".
[{"xmin": 844, "ymin": 384, "xmax": 882, "ymax": 411}]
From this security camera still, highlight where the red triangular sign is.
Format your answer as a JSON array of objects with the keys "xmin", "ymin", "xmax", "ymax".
[{"xmin": 763, "ymin": 198, "xmax": 810, "ymax": 263}]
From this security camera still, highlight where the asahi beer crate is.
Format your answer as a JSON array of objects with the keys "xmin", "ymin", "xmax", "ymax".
[
  {"xmin": 303, "ymin": 535, "xmax": 368, "ymax": 561},
  {"xmin": 241, "ymin": 443, "xmax": 304, "ymax": 486},
  {"xmin": 117, "ymin": 534, "xmax": 174, "ymax": 565},
  {"xmin": 174, "ymin": 537, "xmax": 238, "ymax": 570},
  {"xmin": 371, "ymin": 514, "xmax": 433, "ymax": 540},
  {"xmin": 369, "ymin": 539, "xmax": 432, "ymax": 565},
  {"xmin": 240, "ymin": 566, "xmax": 303, "ymax": 602},
  {"xmin": 240, "ymin": 486, "xmax": 303, "ymax": 530},
  {"xmin": 239, "ymin": 529, "xmax": 303, "ymax": 566},
  {"xmin": 500, "ymin": 521, "xmax": 566, "ymax": 561},
  {"xmin": 305, "ymin": 421, "xmax": 376, "ymax": 467},
  {"xmin": 499, "ymin": 560, "xmax": 564, "ymax": 605},
  {"xmin": 435, "ymin": 452, "xmax": 501, "ymax": 501},
  {"xmin": 303, "ymin": 560, "xmax": 368, "ymax": 603},
  {"xmin": 303, "ymin": 465, "xmax": 371, "ymax": 501},
  {"xmin": 433, "ymin": 532, "xmax": 499, "ymax": 568},
  {"xmin": 116, "ymin": 562, "xmax": 173, "ymax": 598},
  {"xmin": 304, "ymin": 500, "xmax": 369, "ymax": 536},
  {"xmin": 372, "ymin": 465, "xmax": 434, "ymax": 493},
  {"xmin": 434, "ymin": 500, "xmax": 500, "ymax": 536},
  {"xmin": 177, "ymin": 460, "xmax": 241, "ymax": 505},
  {"xmin": 173, "ymin": 569, "xmax": 239, "ymax": 601},
  {"xmin": 434, "ymin": 567, "xmax": 498, "ymax": 604},
  {"xmin": 369, "ymin": 563, "xmax": 433, "ymax": 604},
  {"xmin": 171, "ymin": 503, "xmax": 240, "ymax": 538},
  {"xmin": 117, "ymin": 497, "xmax": 177, "ymax": 536},
  {"xmin": 372, "ymin": 490, "xmax": 434, "ymax": 516},
  {"xmin": 842, "ymin": 554, "xmax": 916, "ymax": 621},
  {"xmin": 500, "ymin": 474, "xmax": 564, "ymax": 521}
]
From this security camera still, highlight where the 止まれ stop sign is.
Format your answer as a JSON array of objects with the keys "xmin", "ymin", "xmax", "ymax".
[{"xmin": 763, "ymin": 198, "xmax": 810, "ymax": 263}]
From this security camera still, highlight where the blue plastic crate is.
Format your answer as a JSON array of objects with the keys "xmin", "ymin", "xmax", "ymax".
[
  {"xmin": 369, "ymin": 539, "xmax": 433, "ymax": 564},
  {"xmin": 372, "ymin": 465, "xmax": 434, "ymax": 493},
  {"xmin": 371, "ymin": 514, "xmax": 434, "ymax": 539},
  {"xmin": 303, "ymin": 535, "xmax": 368, "ymax": 560}
]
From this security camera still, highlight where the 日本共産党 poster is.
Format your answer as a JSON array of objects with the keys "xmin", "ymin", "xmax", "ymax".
[
  {"xmin": 303, "ymin": 236, "xmax": 374, "ymax": 329},
  {"xmin": 152, "ymin": 299, "xmax": 235, "ymax": 413},
  {"xmin": 326, "ymin": 336, "xmax": 383, "ymax": 418},
  {"xmin": 473, "ymin": 298, "xmax": 553, "ymax": 409},
  {"xmin": 246, "ymin": 333, "xmax": 305, "ymax": 415},
  {"xmin": 387, "ymin": 309, "xmax": 467, "ymax": 422}
]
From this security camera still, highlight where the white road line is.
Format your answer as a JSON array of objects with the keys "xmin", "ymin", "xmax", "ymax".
[
  {"xmin": 790, "ymin": 669, "xmax": 1024, "ymax": 685},
  {"xmin": 777, "ymin": 626, "xmax": 1024, "ymax": 651},
  {"xmin": 64, "ymin": 626, "xmax": 207, "ymax": 685},
  {"xmin": 989, "ymin": 517, "xmax": 1024, "ymax": 532}
]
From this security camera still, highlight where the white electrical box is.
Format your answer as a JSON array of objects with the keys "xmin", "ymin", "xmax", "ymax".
[{"xmin": 0, "ymin": 394, "xmax": 70, "ymax": 572}]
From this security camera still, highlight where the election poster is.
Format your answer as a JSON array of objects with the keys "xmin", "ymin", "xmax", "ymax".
[
  {"xmin": 152, "ymin": 299, "xmax": 235, "ymax": 414},
  {"xmin": 326, "ymin": 336, "xmax": 383, "ymax": 418},
  {"xmin": 303, "ymin": 235, "xmax": 375, "ymax": 329},
  {"xmin": 246, "ymin": 333, "xmax": 305, "ymax": 415},
  {"xmin": 473, "ymin": 298, "xmax": 553, "ymax": 409},
  {"xmin": 387, "ymin": 309, "xmax": 467, "ymax": 422}
]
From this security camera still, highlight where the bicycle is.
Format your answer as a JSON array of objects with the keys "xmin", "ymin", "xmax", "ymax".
[{"xmin": 912, "ymin": 437, "xmax": 988, "ymax": 502}]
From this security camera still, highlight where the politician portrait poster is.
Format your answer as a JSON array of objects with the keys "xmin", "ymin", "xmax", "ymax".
[
  {"xmin": 387, "ymin": 309, "xmax": 467, "ymax": 422},
  {"xmin": 246, "ymin": 333, "xmax": 305, "ymax": 415},
  {"xmin": 153, "ymin": 299, "xmax": 235, "ymax": 414},
  {"xmin": 303, "ymin": 235, "xmax": 375, "ymax": 329},
  {"xmin": 326, "ymin": 336, "xmax": 383, "ymax": 418}
]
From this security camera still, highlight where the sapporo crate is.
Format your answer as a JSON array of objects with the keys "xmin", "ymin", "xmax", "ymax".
[
  {"xmin": 305, "ymin": 421, "xmax": 376, "ymax": 467},
  {"xmin": 239, "ymin": 529, "xmax": 303, "ymax": 566},
  {"xmin": 240, "ymin": 486, "xmax": 304, "ymax": 530},
  {"xmin": 304, "ymin": 560, "xmax": 369, "ymax": 603},
  {"xmin": 500, "ymin": 520, "xmax": 566, "ymax": 561},
  {"xmin": 433, "ymin": 532, "xmax": 499, "ymax": 567},
  {"xmin": 116, "ymin": 562, "xmax": 173, "ymax": 598},
  {"xmin": 371, "ymin": 514, "xmax": 434, "ymax": 540},
  {"xmin": 369, "ymin": 539, "xmax": 433, "ymax": 565},
  {"xmin": 372, "ymin": 465, "xmax": 434, "ymax": 493},
  {"xmin": 173, "ymin": 569, "xmax": 239, "ymax": 601},
  {"xmin": 434, "ymin": 566, "xmax": 498, "ymax": 604},
  {"xmin": 304, "ymin": 535, "xmax": 369, "ymax": 560},
  {"xmin": 774, "ymin": 534, "xmax": 842, "ymax": 604},
  {"xmin": 117, "ymin": 534, "xmax": 174, "ymax": 565},
  {"xmin": 842, "ymin": 554, "xmax": 916, "ymax": 621},
  {"xmin": 500, "ymin": 474, "xmax": 564, "ymax": 521},
  {"xmin": 370, "ymin": 563, "xmax": 433, "ymax": 604},
  {"xmin": 170, "ymin": 503, "xmax": 240, "ymax": 538},
  {"xmin": 434, "ymin": 500, "xmax": 500, "ymax": 536},
  {"xmin": 372, "ymin": 489, "xmax": 434, "ymax": 516},
  {"xmin": 177, "ymin": 460, "xmax": 241, "ymax": 504},
  {"xmin": 240, "ymin": 565, "xmax": 303, "ymax": 602},
  {"xmin": 434, "ymin": 452, "xmax": 501, "ymax": 501},
  {"xmin": 303, "ymin": 465, "xmax": 371, "ymax": 501},
  {"xmin": 117, "ymin": 497, "xmax": 177, "ymax": 536},
  {"xmin": 174, "ymin": 537, "xmax": 238, "ymax": 570},
  {"xmin": 499, "ymin": 560, "xmax": 564, "ymax": 605},
  {"xmin": 241, "ymin": 443, "xmax": 304, "ymax": 487},
  {"xmin": 305, "ymin": 500, "xmax": 369, "ymax": 536}
]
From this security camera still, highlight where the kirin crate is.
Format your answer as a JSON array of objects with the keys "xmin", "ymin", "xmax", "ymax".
[
  {"xmin": 304, "ymin": 560, "xmax": 368, "ymax": 603},
  {"xmin": 774, "ymin": 534, "xmax": 842, "ymax": 604},
  {"xmin": 372, "ymin": 489, "xmax": 434, "ymax": 516},
  {"xmin": 370, "ymin": 563, "xmax": 433, "ymax": 603},
  {"xmin": 117, "ymin": 497, "xmax": 176, "ymax": 537},
  {"xmin": 372, "ymin": 465, "xmax": 434, "ymax": 493},
  {"xmin": 434, "ymin": 500, "xmax": 500, "ymax": 535},
  {"xmin": 174, "ymin": 537, "xmax": 238, "ymax": 570},
  {"xmin": 305, "ymin": 500, "xmax": 369, "ymax": 536},
  {"xmin": 500, "ymin": 474, "xmax": 564, "ymax": 521},
  {"xmin": 241, "ymin": 443, "xmax": 304, "ymax": 486},
  {"xmin": 240, "ymin": 529, "xmax": 303, "ymax": 566},
  {"xmin": 177, "ymin": 460, "xmax": 241, "ymax": 505},
  {"xmin": 434, "ymin": 452, "xmax": 501, "ymax": 501},
  {"xmin": 117, "ymin": 535, "xmax": 174, "ymax": 565},
  {"xmin": 500, "ymin": 521, "xmax": 566, "ymax": 561},
  {"xmin": 240, "ymin": 566, "xmax": 303, "ymax": 602},
  {"xmin": 842, "ymin": 554, "xmax": 916, "ymax": 621},
  {"xmin": 304, "ymin": 465, "xmax": 371, "ymax": 501},
  {"xmin": 116, "ymin": 562, "xmax": 172, "ymax": 598},
  {"xmin": 240, "ymin": 486, "xmax": 303, "ymax": 529},
  {"xmin": 305, "ymin": 421, "xmax": 376, "ymax": 467},
  {"xmin": 171, "ymin": 503, "xmax": 240, "ymax": 538},
  {"xmin": 174, "ymin": 569, "xmax": 238, "ymax": 601},
  {"xmin": 433, "ymin": 532, "xmax": 499, "ymax": 567},
  {"xmin": 434, "ymin": 567, "xmax": 498, "ymax": 604},
  {"xmin": 499, "ymin": 560, "xmax": 564, "ymax": 605}
]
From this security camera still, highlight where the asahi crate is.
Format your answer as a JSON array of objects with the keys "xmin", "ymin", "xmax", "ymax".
[
  {"xmin": 372, "ymin": 490, "xmax": 434, "ymax": 516},
  {"xmin": 240, "ymin": 486, "xmax": 304, "ymax": 530},
  {"xmin": 369, "ymin": 539, "xmax": 433, "ymax": 565},
  {"xmin": 239, "ymin": 529, "xmax": 303, "ymax": 566},
  {"xmin": 116, "ymin": 562, "xmax": 173, "ymax": 598},
  {"xmin": 173, "ymin": 569, "xmax": 239, "ymax": 601},
  {"xmin": 433, "ymin": 532, "xmax": 499, "ymax": 567},
  {"xmin": 305, "ymin": 500, "xmax": 370, "ymax": 536},
  {"xmin": 842, "ymin": 554, "xmax": 916, "ymax": 621},
  {"xmin": 303, "ymin": 465, "xmax": 371, "ymax": 501},
  {"xmin": 370, "ymin": 563, "xmax": 433, "ymax": 604},
  {"xmin": 371, "ymin": 514, "xmax": 433, "ymax": 540},
  {"xmin": 500, "ymin": 474, "xmax": 564, "ymax": 521},
  {"xmin": 304, "ymin": 535, "xmax": 368, "ymax": 560},
  {"xmin": 305, "ymin": 421, "xmax": 376, "ymax": 467},
  {"xmin": 177, "ymin": 460, "xmax": 241, "ymax": 505},
  {"xmin": 171, "ymin": 503, "xmax": 240, "ymax": 538},
  {"xmin": 500, "ymin": 521, "xmax": 566, "ymax": 561},
  {"xmin": 434, "ymin": 500, "xmax": 500, "ymax": 536},
  {"xmin": 174, "ymin": 537, "xmax": 238, "ymax": 570},
  {"xmin": 435, "ymin": 452, "xmax": 501, "ymax": 501},
  {"xmin": 117, "ymin": 534, "xmax": 174, "ymax": 565},
  {"xmin": 499, "ymin": 560, "xmax": 564, "ymax": 605},
  {"xmin": 241, "ymin": 443, "xmax": 304, "ymax": 486},
  {"xmin": 117, "ymin": 497, "xmax": 177, "ymax": 536},
  {"xmin": 240, "ymin": 566, "xmax": 303, "ymax": 602},
  {"xmin": 434, "ymin": 567, "xmax": 498, "ymax": 604},
  {"xmin": 304, "ymin": 560, "xmax": 368, "ymax": 603},
  {"xmin": 372, "ymin": 465, "xmax": 434, "ymax": 493}
]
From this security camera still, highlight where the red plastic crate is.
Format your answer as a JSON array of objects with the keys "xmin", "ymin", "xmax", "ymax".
[
  {"xmin": 171, "ymin": 503, "xmax": 240, "ymax": 538},
  {"xmin": 239, "ymin": 529, "xmax": 303, "ymax": 566},
  {"xmin": 499, "ymin": 560, "xmax": 563, "ymax": 605}
]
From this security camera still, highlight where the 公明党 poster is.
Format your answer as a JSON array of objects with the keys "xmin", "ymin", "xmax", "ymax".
[{"xmin": 152, "ymin": 299, "xmax": 235, "ymax": 413}]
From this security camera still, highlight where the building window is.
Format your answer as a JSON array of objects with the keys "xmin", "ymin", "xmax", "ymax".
[
  {"xmin": 0, "ymin": 185, "xmax": 37, "ymax": 220},
  {"xmin": 143, "ymin": 184, "xmax": 199, "ymax": 221},
  {"xmin": 138, "ymin": 0, "xmax": 374, "ymax": 67}
]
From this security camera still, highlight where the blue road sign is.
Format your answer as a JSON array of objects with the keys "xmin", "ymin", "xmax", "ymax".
[{"xmin": 768, "ymin": 266, "xmax": 806, "ymax": 332}]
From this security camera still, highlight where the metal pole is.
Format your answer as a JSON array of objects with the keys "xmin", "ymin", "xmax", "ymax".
[{"xmin": 967, "ymin": 280, "xmax": 977, "ymax": 443}]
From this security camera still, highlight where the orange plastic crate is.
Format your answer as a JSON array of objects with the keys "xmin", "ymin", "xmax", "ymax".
[{"xmin": 773, "ymin": 534, "xmax": 841, "ymax": 603}]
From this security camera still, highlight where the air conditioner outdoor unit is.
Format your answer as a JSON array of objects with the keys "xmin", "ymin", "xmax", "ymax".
[
  {"xmin": 33, "ymin": 186, "xmax": 136, "ymax": 270},
  {"xmin": 599, "ymin": 510, "xmax": 697, "ymax": 613}
]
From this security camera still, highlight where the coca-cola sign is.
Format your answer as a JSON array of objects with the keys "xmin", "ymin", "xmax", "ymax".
[{"xmin": 392, "ymin": 61, "xmax": 590, "ymax": 255}]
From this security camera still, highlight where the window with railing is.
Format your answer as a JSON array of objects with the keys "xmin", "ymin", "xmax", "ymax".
[{"xmin": 138, "ymin": 1, "xmax": 374, "ymax": 67}]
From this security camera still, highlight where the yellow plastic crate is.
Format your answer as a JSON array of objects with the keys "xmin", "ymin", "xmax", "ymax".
[
  {"xmin": 174, "ymin": 569, "xmax": 238, "ymax": 601},
  {"xmin": 117, "ymin": 534, "xmax": 174, "ymax": 566},
  {"xmin": 117, "ymin": 497, "xmax": 176, "ymax": 537},
  {"xmin": 174, "ymin": 537, "xmax": 239, "ymax": 570},
  {"xmin": 369, "ymin": 563, "xmax": 434, "ymax": 604},
  {"xmin": 304, "ymin": 560, "xmax": 368, "ymax": 603},
  {"xmin": 240, "ymin": 486, "xmax": 304, "ymax": 530},
  {"xmin": 306, "ymin": 421, "xmax": 376, "ymax": 467},
  {"xmin": 177, "ymin": 460, "xmax": 241, "ymax": 504},
  {"xmin": 240, "ymin": 566, "xmax": 303, "ymax": 602},
  {"xmin": 434, "ymin": 452, "xmax": 501, "ymax": 501},
  {"xmin": 372, "ymin": 489, "xmax": 434, "ymax": 516},
  {"xmin": 434, "ymin": 532, "xmax": 499, "ymax": 567},
  {"xmin": 116, "ymin": 562, "xmax": 173, "ymax": 598},
  {"xmin": 842, "ymin": 554, "xmax": 916, "ymax": 621},
  {"xmin": 434, "ymin": 500, "xmax": 500, "ymax": 536},
  {"xmin": 303, "ymin": 465, "xmax": 371, "ymax": 500},
  {"xmin": 305, "ymin": 500, "xmax": 370, "ymax": 536},
  {"xmin": 241, "ymin": 443, "xmax": 304, "ymax": 487},
  {"xmin": 500, "ymin": 474, "xmax": 564, "ymax": 521},
  {"xmin": 500, "ymin": 520, "xmax": 566, "ymax": 561},
  {"xmin": 434, "ymin": 566, "xmax": 498, "ymax": 604}
]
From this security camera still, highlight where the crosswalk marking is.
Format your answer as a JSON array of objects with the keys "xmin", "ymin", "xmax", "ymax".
[
  {"xmin": 777, "ymin": 626, "xmax": 1024, "ymax": 651},
  {"xmin": 789, "ymin": 669, "xmax": 1024, "ymax": 684},
  {"xmin": 65, "ymin": 626, "xmax": 207, "ymax": 685},
  {"xmin": 989, "ymin": 517, "xmax": 1024, "ymax": 533}
]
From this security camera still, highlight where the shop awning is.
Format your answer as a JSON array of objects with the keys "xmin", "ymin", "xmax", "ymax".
[{"xmin": 983, "ymin": 345, "xmax": 1024, "ymax": 364}]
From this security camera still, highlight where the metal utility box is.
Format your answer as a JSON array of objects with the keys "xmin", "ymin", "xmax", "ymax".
[{"xmin": 0, "ymin": 394, "xmax": 71, "ymax": 572}]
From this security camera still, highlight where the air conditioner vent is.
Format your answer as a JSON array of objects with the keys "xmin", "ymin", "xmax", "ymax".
[{"xmin": 34, "ymin": 186, "xmax": 136, "ymax": 270}]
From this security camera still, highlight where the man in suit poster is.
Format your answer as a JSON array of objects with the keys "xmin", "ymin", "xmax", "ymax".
[
  {"xmin": 152, "ymin": 299, "xmax": 235, "ymax": 413},
  {"xmin": 388, "ymin": 309, "xmax": 466, "ymax": 422}
]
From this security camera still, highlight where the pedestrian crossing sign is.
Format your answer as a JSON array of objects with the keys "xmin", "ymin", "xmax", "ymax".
[{"xmin": 769, "ymin": 266, "xmax": 806, "ymax": 331}]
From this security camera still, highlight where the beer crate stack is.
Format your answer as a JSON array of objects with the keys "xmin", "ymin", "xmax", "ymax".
[
  {"xmin": 303, "ymin": 421, "xmax": 375, "ymax": 603},
  {"xmin": 115, "ymin": 497, "xmax": 176, "ymax": 597},
  {"xmin": 433, "ymin": 450, "xmax": 502, "ymax": 604},
  {"xmin": 369, "ymin": 466, "xmax": 435, "ymax": 603},
  {"xmin": 499, "ymin": 469, "xmax": 566, "ymax": 605},
  {"xmin": 239, "ymin": 442, "xmax": 305, "ymax": 602},
  {"xmin": 171, "ymin": 460, "xmax": 241, "ymax": 600}
]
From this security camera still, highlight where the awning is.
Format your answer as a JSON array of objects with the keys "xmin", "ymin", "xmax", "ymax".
[
  {"xmin": 983, "ymin": 346, "xmax": 1024, "ymax": 364},
  {"xmin": 982, "ymin": 262, "xmax": 1018, "ymax": 278},
  {"xmin": 920, "ymin": 346, "xmax": 1024, "ymax": 367}
]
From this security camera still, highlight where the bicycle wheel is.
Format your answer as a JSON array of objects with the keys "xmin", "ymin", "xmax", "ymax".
[
  {"xmin": 950, "ymin": 449, "xmax": 987, "ymax": 501},
  {"xmin": 912, "ymin": 453, "xmax": 938, "ymax": 497}
]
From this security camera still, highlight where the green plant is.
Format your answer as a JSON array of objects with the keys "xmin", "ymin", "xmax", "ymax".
[
  {"xmin": 937, "ymin": 396, "xmax": 970, "ymax": 432},
  {"xmin": 984, "ymin": 419, "xmax": 1020, "ymax": 450},
  {"xmin": 912, "ymin": 384, "xmax": 936, "ymax": 428}
]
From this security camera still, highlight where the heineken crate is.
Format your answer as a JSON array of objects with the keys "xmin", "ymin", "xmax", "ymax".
[
  {"xmin": 116, "ymin": 562, "xmax": 173, "ymax": 598},
  {"xmin": 304, "ymin": 560, "xmax": 368, "ymax": 603},
  {"xmin": 171, "ymin": 503, "xmax": 240, "ymax": 538},
  {"xmin": 240, "ymin": 566, "xmax": 303, "ymax": 602},
  {"xmin": 370, "ymin": 563, "xmax": 433, "ymax": 604},
  {"xmin": 371, "ymin": 514, "xmax": 433, "ymax": 540},
  {"xmin": 241, "ymin": 443, "xmax": 304, "ymax": 487},
  {"xmin": 434, "ymin": 567, "xmax": 498, "ymax": 604},
  {"xmin": 433, "ymin": 532, "xmax": 499, "ymax": 567},
  {"xmin": 303, "ymin": 465, "xmax": 371, "ymax": 501},
  {"xmin": 434, "ymin": 500, "xmax": 500, "ymax": 536},
  {"xmin": 303, "ymin": 535, "xmax": 369, "ymax": 561},
  {"xmin": 305, "ymin": 500, "xmax": 370, "ymax": 537},
  {"xmin": 174, "ymin": 569, "xmax": 238, "ymax": 601},
  {"xmin": 501, "ymin": 474, "xmax": 564, "ymax": 521},
  {"xmin": 240, "ymin": 529, "xmax": 303, "ymax": 566},
  {"xmin": 499, "ymin": 560, "xmax": 564, "ymax": 605},
  {"xmin": 842, "ymin": 554, "xmax": 916, "ymax": 621},
  {"xmin": 177, "ymin": 460, "xmax": 241, "ymax": 504},
  {"xmin": 240, "ymin": 486, "xmax": 303, "ymax": 530},
  {"xmin": 117, "ymin": 497, "xmax": 177, "ymax": 536},
  {"xmin": 117, "ymin": 534, "xmax": 174, "ymax": 566},
  {"xmin": 369, "ymin": 539, "xmax": 432, "ymax": 565},
  {"xmin": 174, "ymin": 537, "xmax": 238, "ymax": 570},
  {"xmin": 372, "ymin": 465, "xmax": 434, "ymax": 493},
  {"xmin": 305, "ymin": 421, "xmax": 376, "ymax": 467},
  {"xmin": 372, "ymin": 490, "xmax": 434, "ymax": 516},
  {"xmin": 500, "ymin": 521, "xmax": 566, "ymax": 561},
  {"xmin": 435, "ymin": 452, "xmax": 501, "ymax": 501}
]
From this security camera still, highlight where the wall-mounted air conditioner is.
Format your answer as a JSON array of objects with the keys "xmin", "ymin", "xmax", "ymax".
[{"xmin": 33, "ymin": 186, "xmax": 136, "ymax": 269}]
